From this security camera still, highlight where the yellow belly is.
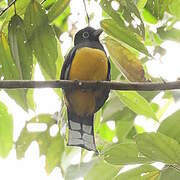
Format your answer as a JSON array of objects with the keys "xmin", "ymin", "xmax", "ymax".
[{"xmin": 68, "ymin": 47, "xmax": 108, "ymax": 116}]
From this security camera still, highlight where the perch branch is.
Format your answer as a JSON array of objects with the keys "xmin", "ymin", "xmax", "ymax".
[{"xmin": 0, "ymin": 80, "xmax": 180, "ymax": 91}]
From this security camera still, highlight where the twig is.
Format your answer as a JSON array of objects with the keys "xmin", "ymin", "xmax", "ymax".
[
  {"xmin": 83, "ymin": 0, "xmax": 90, "ymax": 26},
  {"xmin": 1, "ymin": 80, "xmax": 180, "ymax": 91},
  {"xmin": 0, "ymin": 0, "xmax": 17, "ymax": 16},
  {"xmin": 40, "ymin": 0, "xmax": 47, "ymax": 4}
]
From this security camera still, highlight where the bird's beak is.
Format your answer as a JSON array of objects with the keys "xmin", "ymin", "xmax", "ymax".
[{"xmin": 93, "ymin": 29, "xmax": 103, "ymax": 38}]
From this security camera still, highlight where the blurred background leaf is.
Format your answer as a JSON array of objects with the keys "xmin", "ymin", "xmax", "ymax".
[{"xmin": 0, "ymin": 101, "xmax": 13, "ymax": 158}]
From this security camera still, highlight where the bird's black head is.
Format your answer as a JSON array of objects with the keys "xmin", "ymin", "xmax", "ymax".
[{"xmin": 74, "ymin": 27, "xmax": 103, "ymax": 46}]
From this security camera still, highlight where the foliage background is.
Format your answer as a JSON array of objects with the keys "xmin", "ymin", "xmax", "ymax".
[{"xmin": 1, "ymin": 0, "xmax": 180, "ymax": 179}]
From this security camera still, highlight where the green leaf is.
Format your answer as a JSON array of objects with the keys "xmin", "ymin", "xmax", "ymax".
[
  {"xmin": 26, "ymin": 89, "xmax": 36, "ymax": 111},
  {"xmin": 157, "ymin": 27, "xmax": 180, "ymax": 43},
  {"xmin": 8, "ymin": 14, "xmax": 33, "ymax": 80},
  {"xmin": 65, "ymin": 160, "xmax": 96, "ymax": 180},
  {"xmin": 169, "ymin": 0, "xmax": 180, "ymax": 19},
  {"xmin": 102, "ymin": 96, "xmax": 125, "ymax": 122},
  {"xmin": 142, "ymin": 9, "xmax": 158, "ymax": 24},
  {"xmin": 24, "ymin": 0, "xmax": 58, "ymax": 79},
  {"xmin": 145, "ymin": 0, "xmax": 169, "ymax": 20},
  {"xmin": 115, "ymin": 91, "xmax": 157, "ymax": 120},
  {"xmin": 45, "ymin": 134, "xmax": 64, "ymax": 174},
  {"xmin": 0, "ymin": 33, "xmax": 28, "ymax": 111},
  {"xmin": 85, "ymin": 160, "xmax": 120, "ymax": 180},
  {"xmin": 0, "ymin": 101, "xmax": 13, "ymax": 158},
  {"xmin": 65, "ymin": 159, "xmax": 120, "ymax": 180},
  {"xmin": 100, "ymin": 0, "xmax": 145, "ymax": 38},
  {"xmin": 24, "ymin": 0, "xmax": 47, "ymax": 40},
  {"xmin": 103, "ymin": 143, "xmax": 151, "ymax": 165},
  {"xmin": 101, "ymin": 19, "xmax": 149, "ymax": 56},
  {"xmin": 137, "ymin": 0, "xmax": 148, "ymax": 9},
  {"xmin": 158, "ymin": 110, "xmax": 180, "ymax": 142},
  {"xmin": 98, "ymin": 123, "xmax": 115, "ymax": 142},
  {"xmin": 159, "ymin": 167, "xmax": 180, "ymax": 180},
  {"xmin": 48, "ymin": 0, "xmax": 70, "ymax": 22},
  {"xmin": 136, "ymin": 132, "xmax": 180, "ymax": 164},
  {"xmin": 114, "ymin": 164, "xmax": 159, "ymax": 180},
  {"xmin": 115, "ymin": 108, "xmax": 135, "ymax": 141}
]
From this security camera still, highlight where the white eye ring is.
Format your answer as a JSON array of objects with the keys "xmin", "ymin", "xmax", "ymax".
[{"xmin": 82, "ymin": 31, "xmax": 89, "ymax": 38}]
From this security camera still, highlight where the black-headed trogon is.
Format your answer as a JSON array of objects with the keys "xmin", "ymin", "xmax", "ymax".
[{"xmin": 60, "ymin": 27, "xmax": 111, "ymax": 151}]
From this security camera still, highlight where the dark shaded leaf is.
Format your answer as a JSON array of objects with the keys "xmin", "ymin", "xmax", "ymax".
[
  {"xmin": 136, "ymin": 132, "xmax": 180, "ymax": 164},
  {"xmin": 0, "ymin": 33, "xmax": 28, "ymax": 110},
  {"xmin": 8, "ymin": 14, "xmax": 33, "ymax": 80},
  {"xmin": 103, "ymin": 143, "xmax": 151, "ymax": 165},
  {"xmin": 0, "ymin": 101, "xmax": 13, "ymax": 158}
]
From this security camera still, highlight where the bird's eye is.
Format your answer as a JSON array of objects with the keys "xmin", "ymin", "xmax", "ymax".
[{"xmin": 82, "ymin": 31, "xmax": 89, "ymax": 38}]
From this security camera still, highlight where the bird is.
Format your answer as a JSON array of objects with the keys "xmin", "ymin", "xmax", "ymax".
[{"xmin": 60, "ymin": 27, "xmax": 111, "ymax": 152}]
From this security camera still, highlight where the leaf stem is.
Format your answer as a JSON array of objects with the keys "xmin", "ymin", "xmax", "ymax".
[
  {"xmin": 83, "ymin": 0, "xmax": 90, "ymax": 26},
  {"xmin": 0, "ymin": 0, "xmax": 17, "ymax": 16}
]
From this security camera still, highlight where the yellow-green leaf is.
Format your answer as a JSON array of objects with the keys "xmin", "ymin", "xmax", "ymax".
[
  {"xmin": 0, "ymin": 101, "xmax": 13, "ymax": 158},
  {"xmin": 116, "ymin": 91, "xmax": 157, "ymax": 120},
  {"xmin": 105, "ymin": 38, "xmax": 145, "ymax": 82}
]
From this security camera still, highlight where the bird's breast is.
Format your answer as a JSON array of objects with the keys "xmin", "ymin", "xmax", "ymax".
[
  {"xmin": 68, "ymin": 47, "xmax": 108, "ymax": 116},
  {"xmin": 69, "ymin": 47, "xmax": 108, "ymax": 81}
]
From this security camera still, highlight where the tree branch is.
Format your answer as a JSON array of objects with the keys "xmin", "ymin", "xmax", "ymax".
[
  {"xmin": 0, "ymin": 0, "xmax": 17, "ymax": 16},
  {"xmin": 0, "ymin": 80, "xmax": 180, "ymax": 91}
]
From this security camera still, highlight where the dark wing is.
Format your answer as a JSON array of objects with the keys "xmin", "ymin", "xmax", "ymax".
[
  {"xmin": 94, "ymin": 57, "xmax": 111, "ymax": 112},
  {"xmin": 60, "ymin": 47, "xmax": 77, "ymax": 80}
]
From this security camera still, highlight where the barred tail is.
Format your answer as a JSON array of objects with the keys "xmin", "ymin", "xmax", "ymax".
[{"xmin": 67, "ymin": 110, "xmax": 96, "ymax": 151}]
